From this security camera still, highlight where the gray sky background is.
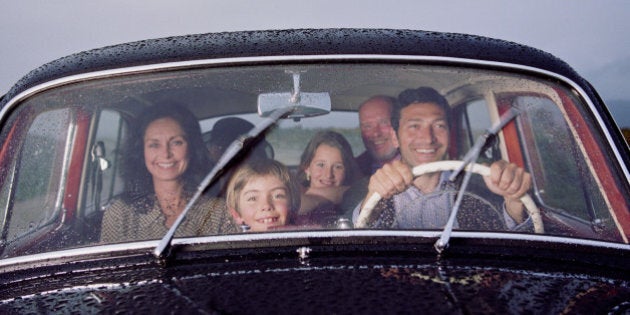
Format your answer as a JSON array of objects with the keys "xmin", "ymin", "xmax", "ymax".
[{"xmin": 2, "ymin": 0, "xmax": 629, "ymax": 126}]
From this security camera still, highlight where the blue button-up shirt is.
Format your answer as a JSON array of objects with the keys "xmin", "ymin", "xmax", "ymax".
[{"xmin": 352, "ymin": 171, "xmax": 527, "ymax": 230}]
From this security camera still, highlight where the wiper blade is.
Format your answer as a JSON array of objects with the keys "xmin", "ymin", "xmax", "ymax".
[
  {"xmin": 435, "ymin": 108, "xmax": 520, "ymax": 253},
  {"xmin": 154, "ymin": 106, "xmax": 294, "ymax": 259},
  {"xmin": 449, "ymin": 108, "xmax": 519, "ymax": 181}
]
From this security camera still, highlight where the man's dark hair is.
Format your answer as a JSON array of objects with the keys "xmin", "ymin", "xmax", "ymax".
[{"xmin": 391, "ymin": 86, "xmax": 451, "ymax": 131}]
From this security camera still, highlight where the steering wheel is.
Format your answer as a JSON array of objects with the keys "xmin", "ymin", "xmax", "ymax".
[{"xmin": 355, "ymin": 160, "xmax": 544, "ymax": 233}]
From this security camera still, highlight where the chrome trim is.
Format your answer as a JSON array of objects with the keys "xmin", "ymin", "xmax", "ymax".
[
  {"xmin": 1, "ymin": 231, "xmax": 629, "ymax": 269},
  {"xmin": 2, "ymin": 54, "xmax": 627, "ymax": 184},
  {"xmin": 0, "ymin": 55, "xmax": 627, "ymax": 263},
  {"xmin": 180, "ymin": 230, "xmax": 630, "ymax": 250},
  {"xmin": 0, "ymin": 240, "xmax": 157, "ymax": 268},
  {"xmin": 54, "ymin": 112, "xmax": 76, "ymax": 222},
  {"xmin": 0, "ymin": 158, "xmax": 16, "ymax": 235}
]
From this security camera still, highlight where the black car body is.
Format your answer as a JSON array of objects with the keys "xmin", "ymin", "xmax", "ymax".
[{"xmin": 0, "ymin": 29, "xmax": 628, "ymax": 313}]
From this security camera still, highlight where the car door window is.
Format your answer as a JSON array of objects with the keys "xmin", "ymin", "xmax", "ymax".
[
  {"xmin": 83, "ymin": 110, "xmax": 127, "ymax": 217},
  {"xmin": 456, "ymin": 98, "xmax": 498, "ymax": 162},
  {"xmin": 6, "ymin": 108, "xmax": 71, "ymax": 242},
  {"xmin": 518, "ymin": 96, "xmax": 611, "ymax": 226}
]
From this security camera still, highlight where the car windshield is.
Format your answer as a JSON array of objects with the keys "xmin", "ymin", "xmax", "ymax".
[{"xmin": 0, "ymin": 61, "xmax": 627, "ymax": 258}]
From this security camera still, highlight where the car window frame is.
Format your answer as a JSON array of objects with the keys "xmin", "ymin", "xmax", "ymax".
[{"xmin": 0, "ymin": 55, "xmax": 627, "ymax": 259}]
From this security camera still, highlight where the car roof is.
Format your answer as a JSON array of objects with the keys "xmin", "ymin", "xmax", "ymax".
[{"xmin": 1, "ymin": 28, "xmax": 590, "ymax": 109}]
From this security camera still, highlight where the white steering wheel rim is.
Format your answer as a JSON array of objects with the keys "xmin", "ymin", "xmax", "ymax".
[{"xmin": 355, "ymin": 160, "xmax": 544, "ymax": 233}]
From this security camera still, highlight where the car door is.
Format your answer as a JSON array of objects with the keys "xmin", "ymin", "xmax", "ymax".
[
  {"xmin": 451, "ymin": 89, "xmax": 626, "ymax": 242},
  {"xmin": 0, "ymin": 105, "xmax": 76, "ymax": 256}
]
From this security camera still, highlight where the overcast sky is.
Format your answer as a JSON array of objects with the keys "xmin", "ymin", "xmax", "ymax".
[{"xmin": 1, "ymin": 1, "xmax": 629, "ymax": 125}]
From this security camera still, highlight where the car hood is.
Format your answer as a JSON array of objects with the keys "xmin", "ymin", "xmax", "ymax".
[{"xmin": 1, "ymin": 235, "xmax": 628, "ymax": 314}]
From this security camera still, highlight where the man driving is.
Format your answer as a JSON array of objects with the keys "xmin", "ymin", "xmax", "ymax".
[{"xmin": 352, "ymin": 87, "xmax": 531, "ymax": 230}]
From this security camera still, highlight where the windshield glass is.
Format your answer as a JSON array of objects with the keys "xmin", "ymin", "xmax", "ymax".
[{"xmin": 0, "ymin": 61, "xmax": 627, "ymax": 258}]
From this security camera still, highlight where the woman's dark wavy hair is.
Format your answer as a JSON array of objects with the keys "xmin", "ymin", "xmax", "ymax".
[
  {"xmin": 121, "ymin": 102, "xmax": 210, "ymax": 205},
  {"xmin": 297, "ymin": 130, "xmax": 362, "ymax": 187},
  {"xmin": 392, "ymin": 86, "xmax": 451, "ymax": 132}
]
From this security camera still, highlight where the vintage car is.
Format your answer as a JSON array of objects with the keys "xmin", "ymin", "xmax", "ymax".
[{"xmin": 0, "ymin": 29, "xmax": 628, "ymax": 313}]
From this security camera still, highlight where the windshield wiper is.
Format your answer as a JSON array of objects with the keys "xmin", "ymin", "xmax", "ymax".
[
  {"xmin": 434, "ymin": 108, "xmax": 519, "ymax": 253},
  {"xmin": 154, "ymin": 106, "xmax": 294, "ymax": 259}
]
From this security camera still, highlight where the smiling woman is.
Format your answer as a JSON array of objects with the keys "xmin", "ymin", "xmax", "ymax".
[
  {"xmin": 99, "ymin": 103, "xmax": 235, "ymax": 243},
  {"xmin": 143, "ymin": 117, "xmax": 189, "ymax": 184}
]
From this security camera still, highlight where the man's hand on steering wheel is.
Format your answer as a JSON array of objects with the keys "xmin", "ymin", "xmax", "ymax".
[
  {"xmin": 366, "ymin": 160, "xmax": 413, "ymax": 200},
  {"xmin": 357, "ymin": 160, "xmax": 543, "ymax": 233},
  {"xmin": 482, "ymin": 160, "xmax": 532, "ymax": 224}
]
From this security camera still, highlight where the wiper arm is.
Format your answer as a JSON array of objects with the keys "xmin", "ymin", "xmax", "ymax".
[
  {"xmin": 449, "ymin": 108, "xmax": 519, "ymax": 181},
  {"xmin": 154, "ymin": 106, "xmax": 294, "ymax": 259},
  {"xmin": 435, "ymin": 108, "xmax": 520, "ymax": 253}
]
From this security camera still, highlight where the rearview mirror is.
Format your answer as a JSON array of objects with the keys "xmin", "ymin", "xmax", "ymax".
[
  {"xmin": 257, "ymin": 70, "xmax": 331, "ymax": 120},
  {"xmin": 257, "ymin": 92, "xmax": 331, "ymax": 119}
]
